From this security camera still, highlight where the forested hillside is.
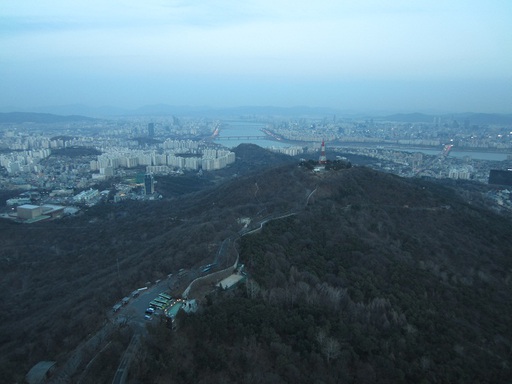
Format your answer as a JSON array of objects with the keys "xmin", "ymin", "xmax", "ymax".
[
  {"xmin": 1, "ymin": 160, "xmax": 511, "ymax": 383},
  {"xmin": 0, "ymin": 152, "xmax": 302, "ymax": 382},
  {"xmin": 134, "ymin": 166, "xmax": 512, "ymax": 383}
]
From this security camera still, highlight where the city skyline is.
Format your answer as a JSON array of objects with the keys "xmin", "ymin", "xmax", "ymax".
[{"xmin": 1, "ymin": 0, "xmax": 511, "ymax": 114}]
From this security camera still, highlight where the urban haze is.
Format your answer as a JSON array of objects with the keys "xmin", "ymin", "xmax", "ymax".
[{"xmin": 1, "ymin": 0, "xmax": 511, "ymax": 113}]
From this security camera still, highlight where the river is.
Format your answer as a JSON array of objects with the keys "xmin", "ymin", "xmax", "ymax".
[
  {"xmin": 337, "ymin": 144, "xmax": 511, "ymax": 161},
  {"xmin": 213, "ymin": 121, "xmax": 290, "ymax": 149},
  {"xmin": 214, "ymin": 121, "xmax": 511, "ymax": 161}
]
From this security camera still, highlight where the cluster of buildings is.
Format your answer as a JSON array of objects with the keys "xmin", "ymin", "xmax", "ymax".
[
  {"xmin": 1, "ymin": 115, "xmax": 511, "ymax": 218},
  {"xmin": 73, "ymin": 188, "xmax": 105, "ymax": 205},
  {"xmin": 268, "ymin": 146, "xmax": 304, "ymax": 156},
  {"xmin": 0, "ymin": 119, "xmax": 238, "ymax": 193},
  {"xmin": 0, "ymin": 148, "xmax": 52, "ymax": 174},
  {"xmin": 0, "ymin": 203, "xmax": 69, "ymax": 223},
  {"xmin": 487, "ymin": 189, "xmax": 512, "ymax": 213},
  {"xmin": 89, "ymin": 146, "xmax": 235, "ymax": 180},
  {"xmin": 447, "ymin": 166, "xmax": 473, "ymax": 180},
  {"xmin": 267, "ymin": 116, "xmax": 512, "ymax": 151},
  {"xmin": 1, "ymin": 130, "xmax": 69, "ymax": 150},
  {"xmin": 327, "ymin": 145, "xmax": 512, "ymax": 184},
  {"xmin": 1, "ymin": 186, "xmax": 101, "ymax": 222}
]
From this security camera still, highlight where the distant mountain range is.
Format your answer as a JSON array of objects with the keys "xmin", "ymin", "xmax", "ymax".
[
  {"xmin": 0, "ymin": 112, "xmax": 96, "ymax": 124},
  {"xmin": 1, "ymin": 107, "xmax": 511, "ymax": 124},
  {"xmin": 379, "ymin": 112, "xmax": 512, "ymax": 124},
  {"xmin": 0, "ymin": 104, "xmax": 343, "ymax": 119}
]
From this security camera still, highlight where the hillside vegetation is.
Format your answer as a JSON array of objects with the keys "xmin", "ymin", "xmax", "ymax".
[
  {"xmin": 0, "ymin": 157, "xmax": 511, "ymax": 383},
  {"xmin": 135, "ymin": 166, "xmax": 512, "ymax": 383}
]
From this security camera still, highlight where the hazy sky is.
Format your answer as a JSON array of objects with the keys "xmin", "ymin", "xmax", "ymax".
[{"xmin": 1, "ymin": 0, "xmax": 511, "ymax": 113}]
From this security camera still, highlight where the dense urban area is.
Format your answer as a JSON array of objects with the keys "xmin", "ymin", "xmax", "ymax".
[{"xmin": 1, "ymin": 112, "xmax": 511, "ymax": 220}]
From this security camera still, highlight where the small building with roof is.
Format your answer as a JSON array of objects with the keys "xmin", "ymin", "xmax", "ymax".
[
  {"xmin": 16, "ymin": 204, "xmax": 65, "ymax": 222},
  {"xmin": 166, "ymin": 301, "xmax": 183, "ymax": 319},
  {"xmin": 217, "ymin": 273, "xmax": 245, "ymax": 290},
  {"xmin": 182, "ymin": 299, "xmax": 198, "ymax": 314},
  {"xmin": 17, "ymin": 204, "xmax": 42, "ymax": 220},
  {"xmin": 41, "ymin": 204, "xmax": 65, "ymax": 218}
]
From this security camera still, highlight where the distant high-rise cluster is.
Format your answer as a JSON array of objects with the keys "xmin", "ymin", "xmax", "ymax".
[
  {"xmin": 448, "ymin": 166, "xmax": 472, "ymax": 180},
  {"xmin": 90, "ymin": 144, "xmax": 236, "ymax": 176},
  {"xmin": 269, "ymin": 146, "xmax": 303, "ymax": 156}
]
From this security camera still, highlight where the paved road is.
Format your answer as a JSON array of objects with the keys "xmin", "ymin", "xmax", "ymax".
[
  {"xmin": 240, "ymin": 212, "xmax": 297, "ymax": 237},
  {"xmin": 111, "ymin": 334, "xmax": 140, "ymax": 384}
]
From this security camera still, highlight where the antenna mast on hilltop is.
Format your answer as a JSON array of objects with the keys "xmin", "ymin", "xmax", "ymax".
[{"xmin": 319, "ymin": 140, "xmax": 327, "ymax": 164}]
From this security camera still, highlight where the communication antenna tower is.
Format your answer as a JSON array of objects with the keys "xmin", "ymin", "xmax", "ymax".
[{"xmin": 319, "ymin": 140, "xmax": 327, "ymax": 164}]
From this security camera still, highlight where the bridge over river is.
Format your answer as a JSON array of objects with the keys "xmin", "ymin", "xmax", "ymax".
[{"xmin": 216, "ymin": 135, "xmax": 268, "ymax": 140}]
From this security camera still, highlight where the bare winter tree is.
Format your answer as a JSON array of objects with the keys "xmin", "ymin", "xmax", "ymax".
[
  {"xmin": 323, "ymin": 337, "xmax": 341, "ymax": 363},
  {"xmin": 317, "ymin": 329, "xmax": 341, "ymax": 363},
  {"xmin": 245, "ymin": 278, "xmax": 260, "ymax": 299}
]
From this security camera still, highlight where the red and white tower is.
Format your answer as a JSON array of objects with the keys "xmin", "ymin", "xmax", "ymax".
[{"xmin": 319, "ymin": 140, "xmax": 327, "ymax": 164}]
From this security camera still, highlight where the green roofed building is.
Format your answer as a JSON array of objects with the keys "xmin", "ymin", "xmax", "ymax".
[{"xmin": 166, "ymin": 302, "xmax": 183, "ymax": 318}]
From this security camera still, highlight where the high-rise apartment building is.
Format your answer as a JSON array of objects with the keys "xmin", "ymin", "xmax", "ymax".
[
  {"xmin": 144, "ymin": 173, "xmax": 155, "ymax": 195},
  {"xmin": 148, "ymin": 123, "xmax": 155, "ymax": 138}
]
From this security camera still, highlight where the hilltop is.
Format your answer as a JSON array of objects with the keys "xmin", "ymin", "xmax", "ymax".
[
  {"xmin": 0, "ymin": 158, "xmax": 511, "ymax": 383},
  {"xmin": 137, "ymin": 165, "xmax": 512, "ymax": 383},
  {"xmin": 0, "ymin": 112, "xmax": 96, "ymax": 123}
]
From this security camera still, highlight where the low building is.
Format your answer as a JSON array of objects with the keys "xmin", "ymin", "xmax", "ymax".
[
  {"xmin": 63, "ymin": 206, "xmax": 80, "ymax": 215},
  {"xmin": 166, "ymin": 302, "xmax": 183, "ymax": 319},
  {"xmin": 182, "ymin": 299, "xmax": 198, "ymax": 314},
  {"xmin": 6, "ymin": 197, "xmax": 31, "ymax": 206},
  {"xmin": 73, "ymin": 188, "xmax": 99, "ymax": 204},
  {"xmin": 217, "ymin": 273, "xmax": 245, "ymax": 290},
  {"xmin": 41, "ymin": 204, "xmax": 65, "ymax": 218},
  {"xmin": 17, "ymin": 204, "xmax": 42, "ymax": 219},
  {"xmin": 49, "ymin": 189, "xmax": 73, "ymax": 197}
]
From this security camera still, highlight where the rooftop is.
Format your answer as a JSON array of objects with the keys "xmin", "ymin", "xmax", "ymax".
[
  {"xmin": 217, "ymin": 274, "xmax": 245, "ymax": 290},
  {"xmin": 18, "ymin": 204, "xmax": 40, "ymax": 210}
]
